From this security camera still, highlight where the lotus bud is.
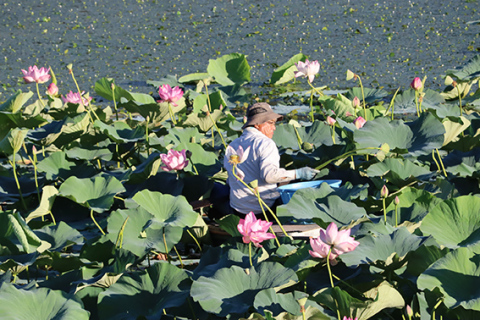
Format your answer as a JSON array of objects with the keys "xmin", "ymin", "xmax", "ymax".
[
  {"xmin": 249, "ymin": 179, "xmax": 258, "ymax": 189},
  {"xmin": 302, "ymin": 142, "xmax": 314, "ymax": 152},
  {"xmin": 444, "ymin": 75, "xmax": 454, "ymax": 86},
  {"xmin": 346, "ymin": 69, "xmax": 355, "ymax": 81},
  {"xmin": 410, "ymin": 77, "xmax": 422, "ymax": 91},
  {"xmin": 326, "ymin": 116, "xmax": 336, "ymax": 126},
  {"xmin": 32, "ymin": 145, "xmax": 37, "ymax": 154},
  {"xmin": 111, "ymin": 82, "xmax": 115, "ymax": 90},
  {"xmin": 406, "ymin": 305, "xmax": 413, "ymax": 318},
  {"xmin": 243, "ymin": 116, "xmax": 247, "ymax": 123},
  {"xmin": 352, "ymin": 96, "xmax": 360, "ymax": 108},
  {"xmin": 381, "ymin": 185, "xmax": 389, "ymax": 198},
  {"xmin": 395, "ymin": 196, "xmax": 400, "ymax": 205},
  {"xmin": 47, "ymin": 83, "xmax": 58, "ymax": 97},
  {"xmin": 345, "ymin": 111, "xmax": 353, "ymax": 117},
  {"xmin": 219, "ymin": 104, "xmax": 223, "ymax": 111},
  {"xmin": 185, "ymin": 150, "xmax": 192, "ymax": 159},
  {"xmin": 354, "ymin": 116, "xmax": 366, "ymax": 129}
]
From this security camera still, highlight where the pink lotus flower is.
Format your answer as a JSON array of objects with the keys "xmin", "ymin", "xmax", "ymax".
[
  {"xmin": 158, "ymin": 84, "xmax": 184, "ymax": 106},
  {"xmin": 294, "ymin": 59, "xmax": 320, "ymax": 83},
  {"xmin": 47, "ymin": 83, "xmax": 58, "ymax": 97},
  {"xmin": 353, "ymin": 116, "xmax": 366, "ymax": 129},
  {"xmin": 343, "ymin": 317, "xmax": 358, "ymax": 320},
  {"xmin": 62, "ymin": 91, "xmax": 92, "ymax": 106},
  {"xmin": 381, "ymin": 185, "xmax": 389, "ymax": 198},
  {"xmin": 160, "ymin": 149, "xmax": 189, "ymax": 171},
  {"xmin": 326, "ymin": 116, "xmax": 336, "ymax": 126},
  {"xmin": 352, "ymin": 96, "xmax": 360, "ymax": 108},
  {"xmin": 410, "ymin": 77, "xmax": 422, "ymax": 91},
  {"xmin": 21, "ymin": 65, "xmax": 51, "ymax": 84},
  {"xmin": 225, "ymin": 145, "xmax": 250, "ymax": 180},
  {"xmin": 237, "ymin": 212, "xmax": 276, "ymax": 247},
  {"xmin": 309, "ymin": 222, "xmax": 359, "ymax": 262}
]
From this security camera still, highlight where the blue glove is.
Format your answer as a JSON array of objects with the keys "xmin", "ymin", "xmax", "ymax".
[{"xmin": 295, "ymin": 167, "xmax": 320, "ymax": 180}]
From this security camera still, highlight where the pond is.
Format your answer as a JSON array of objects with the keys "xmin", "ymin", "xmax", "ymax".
[{"xmin": 0, "ymin": 0, "xmax": 479, "ymax": 102}]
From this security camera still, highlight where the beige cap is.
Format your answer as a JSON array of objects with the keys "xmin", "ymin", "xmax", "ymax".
[{"xmin": 242, "ymin": 102, "xmax": 283, "ymax": 129}]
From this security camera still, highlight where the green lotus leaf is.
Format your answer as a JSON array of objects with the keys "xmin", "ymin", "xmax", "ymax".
[
  {"xmin": 0, "ymin": 127, "xmax": 29, "ymax": 155},
  {"xmin": 207, "ymin": 53, "xmax": 251, "ymax": 86},
  {"xmin": 270, "ymin": 53, "xmax": 307, "ymax": 85},
  {"xmin": 393, "ymin": 89, "xmax": 445, "ymax": 114},
  {"xmin": 93, "ymin": 120, "xmax": 145, "ymax": 143},
  {"xmin": 406, "ymin": 245, "xmax": 449, "ymax": 277},
  {"xmin": 277, "ymin": 188, "xmax": 367, "ymax": 226},
  {"xmin": 58, "ymin": 175, "xmax": 126, "ymax": 213},
  {"xmin": 0, "ymin": 211, "xmax": 47, "ymax": 254},
  {"xmin": 418, "ymin": 244, "xmax": 480, "ymax": 311},
  {"xmin": 442, "ymin": 148, "xmax": 480, "ymax": 177},
  {"xmin": 94, "ymin": 78, "xmax": 134, "ymax": 102},
  {"xmin": 0, "ymin": 283, "xmax": 89, "ymax": 319},
  {"xmin": 26, "ymin": 185, "xmax": 59, "ymax": 223},
  {"xmin": 191, "ymin": 262, "xmax": 298, "ymax": 316},
  {"xmin": 132, "ymin": 189, "xmax": 198, "ymax": 228},
  {"xmin": 65, "ymin": 145, "xmax": 112, "ymax": 162},
  {"xmin": 183, "ymin": 109, "xmax": 225, "ymax": 132},
  {"xmin": 345, "ymin": 87, "xmax": 389, "ymax": 105},
  {"xmin": 162, "ymin": 127, "xmax": 204, "ymax": 146},
  {"xmin": 193, "ymin": 246, "xmax": 251, "ymax": 280},
  {"xmin": 443, "ymin": 116, "xmax": 471, "ymax": 146},
  {"xmin": 52, "ymin": 114, "xmax": 91, "ymax": 148},
  {"xmin": 178, "ymin": 72, "xmax": 211, "ymax": 83},
  {"xmin": 0, "ymin": 90, "xmax": 34, "ymax": 113},
  {"xmin": 0, "ymin": 112, "xmax": 46, "ymax": 140},
  {"xmin": 273, "ymin": 120, "xmax": 337, "ymax": 150},
  {"xmin": 192, "ymin": 91, "xmax": 227, "ymax": 113},
  {"xmin": 36, "ymin": 222, "xmax": 83, "ymax": 252},
  {"xmin": 420, "ymin": 195, "xmax": 480, "ymax": 248},
  {"xmin": 254, "ymin": 289, "xmax": 302, "ymax": 316},
  {"xmin": 445, "ymin": 55, "xmax": 480, "ymax": 82},
  {"xmin": 105, "ymin": 206, "xmax": 183, "ymax": 257},
  {"xmin": 405, "ymin": 112, "xmax": 445, "ymax": 156},
  {"xmin": 27, "ymin": 119, "xmax": 64, "ymax": 146},
  {"xmin": 97, "ymin": 263, "xmax": 191, "ymax": 320},
  {"xmin": 354, "ymin": 117, "xmax": 411, "ymax": 154},
  {"xmin": 340, "ymin": 227, "xmax": 430, "ymax": 268},
  {"xmin": 366, "ymin": 158, "xmax": 433, "ymax": 185},
  {"xmin": 176, "ymin": 141, "xmax": 221, "ymax": 175},
  {"xmin": 119, "ymin": 100, "xmax": 169, "ymax": 123},
  {"xmin": 318, "ymin": 93, "xmax": 355, "ymax": 118},
  {"xmin": 36, "ymin": 151, "xmax": 97, "ymax": 181}
]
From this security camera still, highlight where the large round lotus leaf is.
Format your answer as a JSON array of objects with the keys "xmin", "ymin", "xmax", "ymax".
[
  {"xmin": 273, "ymin": 120, "xmax": 339, "ymax": 150},
  {"xmin": 405, "ymin": 112, "xmax": 445, "ymax": 156},
  {"xmin": 105, "ymin": 207, "xmax": 183, "ymax": 257},
  {"xmin": 0, "ymin": 283, "xmax": 89, "ymax": 319},
  {"xmin": 65, "ymin": 145, "xmax": 112, "ymax": 162},
  {"xmin": 254, "ymin": 288, "xmax": 302, "ymax": 316},
  {"xmin": 418, "ymin": 244, "xmax": 480, "ymax": 311},
  {"xmin": 207, "ymin": 53, "xmax": 251, "ymax": 86},
  {"xmin": 132, "ymin": 189, "xmax": 198, "ymax": 228},
  {"xmin": 340, "ymin": 227, "xmax": 430, "ymax": 268},
  {"xmin": 93, "ymin": 120, "xmax": 145, "ymax": 143},
  {"xmin": 36, "ymin": 222, "xmax": 83, "ymax": 252},
  {"xmin": 445, "ymin": 54, "xmax": 480, "ymax": 81},
  {"xmin": 0, "ymin": 127, "xmax": 29, "ymax": 155},
  {"xmin": 270, "ymin": 53, "xmax": 307, "ymax": 85},
  {"xmin": 193, "ymin": 246, "xmax": 251, "ymax": 280},
  {"xmin": 175, "ymin": 141, "xmax": 220, "ymax": 175},
  {"xmin": 442, "ymin": 148, "xmax": 480, "ymax": 178},
  {"xmin": 277, "ymin": 187, "xmax": 366, "ymax": 226},
  {"xmin": 366, "ymin": 158, "xmax": 432, "ymax": 182},
  {"xmin": 191, "ymin": 262, "xmax": 298, "ymax": 316},
  {"xmin": 97, "ymin": 262, "xmax": 191, "ymax": 320},
  {"xmin": 163, "ymin": 127, "xmax": 204, "ymax": 146},
  {"xmin": 420, "ymin": 196, "xmax": 480, "ymax": 248},
  {"xmin": 345, "ymin": 87, "xmax": 389, "ymax": 104},
  {"xmin": 37, "ymin": 151, "xmax": 97, "ymax": 181},
  {"xmin": 58, "ymin": 175, "xmax": 125, "ymax": 213},
  {"xmin": 394, "ymin": 89, "xmax": 445, "ymax": 114}
]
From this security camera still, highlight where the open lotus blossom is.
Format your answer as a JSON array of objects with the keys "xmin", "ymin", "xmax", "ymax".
[
  {"xmin": 309, "ymin": 222, "xmax": 359, "ymax": 262},
  {"xmin": 47, "ymin": 83, "xmax": 58, "ymax": 97},
  {"xmin": 62, "ymin": 91, "xmax": 92, "ymax": 106},
  {"xmin": 237, "ymin": 212, "xmax": 276, "ymax": 247},
  {"xmin": 21, "ymin": 65, "xmax": 51, "ymax": 84},
  {"xmin": 326, "ymin": 116, "xmax": 336, "ymax": 126},
  {"xmin": 158, "ymin": 84, "xmax": 184, "ymax": 106},
  {"xmin": 160, "ymin": 149, "xmax": 189, "ymax": 171},
  {"xmin": 354, "ymin": 116, "xmax": 366, "ymax": 129},
  {"xmin": 410, "ymin": 77, "xmax": 422, "ymax": 91},
  {"xmin": 225, "ymin": 145, "xmax": 250, "ymax": 180},
  {"xmin": 294, "ymin": 59, "xmax": 320, "ymax": 83}
]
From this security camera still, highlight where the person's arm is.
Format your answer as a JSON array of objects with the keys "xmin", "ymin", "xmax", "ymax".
[{"xmin": 258, "ymin": 140, "xmax": 296, "ymax": 184}]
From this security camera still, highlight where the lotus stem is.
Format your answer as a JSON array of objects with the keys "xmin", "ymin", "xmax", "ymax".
[
  {"xmin": 115, "ymin": 216, "xmax": 129, "ymax": 248},
  {"xmin": 203, "ymin": 81, "xmax": 212, "ymax": 113},
  {"xmin": 35, "ymin": 83, "xmax": 46, "ymax": 109},
  {"xmin": 255, "ymin": 189, "xmax": 281, "ymax": 247},
  {"xmin": 455, "ymin": 85, "xmax": 463, "ymax": 116},
  {"xmin": 173, "ymin": 245, "xmax": 184, "ymax": 268},
  {"xmin": 357, "ymin": 75, "xmax": 367, "ymax": 120},
  {"xmin": 414, "ymin": 91, "xmax": 420, "ymax": 117},
  {"xmin": 90, "ymin": 209, "xmax": 105, "ymax": 235},
  {"xmin": 145, "ymin": 116, "xmax": 150, "ymax": 157},
  {"xmin": 395, "ymin": 203, "xmax": 398, "ymax": 227},
  {"xmin": 314, "ymin": 146, "xmax": 382, "ymax": 171},
  {"xmin": 293, "ymin": 126, "xmax": 303, "ymax": 149},
  {"xmin": 70, "ymin": 67, "xmax": 99, "ymax": 121},
  {"xmin": 331, "ymin": 127, "xmax": 336, "ymax": 144},
  {"xmin": 301, "ymin": 305, "xmax": 306, "ymax": 320},
  {"xmin": 186, "ymin": 229, "xmax": 202, "ymax": 252},
  {"xmin": 10, "ymin": 154, "xmax": 27, "ymax": 211},
  {"xmin": 432, "ymin": 299, "xmax": 443, "ymax": 320},
  {"xmin": 308, "ymin": 83, "xmax": 315, "ymax": 122},
  {"xmin": 162, "ymin": 229, "xmax": 171, "ymax": 263},
  {"xmin": 386, "ymin": 87, "xmax": 400, "ymax": 120},
  {"xmin": 232, "ymin": 165, "xmax": 289, "ymax": 241},
  {"xmin": 432, "ymin": 150, "xmax": 441, "ymax": 173},
  {"xmin": 326, "ymin": 247, "xmax": 334, "ymax": 288},
  {"xmin": 207, "ymin": 112, "xmax": 227, "ymax": 149},
  {"xmin": 383, "ymin": 198, "xmax": 387, "ymax": 223},
  {"xmin": 167, "ymin": 103, "xmax": 176, "ymax": 125},
  {"xmin": 48, "ymin": 210, "xmax": 56, "ymax": 225},
  {"xmin": 112, "ymin": 83, "xmax": 118, "ymax": 121},
  {"xmin": 248, "ymin": 242, "xmax": 253, "ymax": 267},
  {"xmin": 307, "ymin": 81, "xmax": 324, "ymax": 97},
  {"xmin": 436, "ymin": 148, "xmax": 447, "ymax": 177},
  {"xmin": 27, "ymin": 154, "xmax": 41, "ymax": 205}
]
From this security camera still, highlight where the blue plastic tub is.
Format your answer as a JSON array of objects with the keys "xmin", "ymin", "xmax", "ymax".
[{"xmin": 277, "ymin": 180, "xmax": 342, "ymax": 204}]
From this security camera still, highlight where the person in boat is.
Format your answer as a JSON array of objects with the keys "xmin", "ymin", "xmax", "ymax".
[{"xmin": 223, "ymin": 102, "xmax": 319, "ymax": 216}]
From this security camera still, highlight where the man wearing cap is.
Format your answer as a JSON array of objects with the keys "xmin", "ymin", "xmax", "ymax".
[{"xmin": 224, "ymin": 102, "xmax": 319, "ymax": 215}]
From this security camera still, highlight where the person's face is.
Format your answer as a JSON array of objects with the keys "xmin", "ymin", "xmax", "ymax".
[{"xmin": 255, "ymin": 119, "xmax": 276, "ymax": 139}]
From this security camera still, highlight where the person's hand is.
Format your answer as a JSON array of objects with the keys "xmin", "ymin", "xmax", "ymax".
[{"xmin": 295, "ymin": 167, "xmax": 320, "ymax": 180}]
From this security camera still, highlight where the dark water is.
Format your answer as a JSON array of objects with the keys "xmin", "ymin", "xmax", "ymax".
[{"xmin": 1, "ymin": 0, "xmax": 479, "ymax": 102}]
